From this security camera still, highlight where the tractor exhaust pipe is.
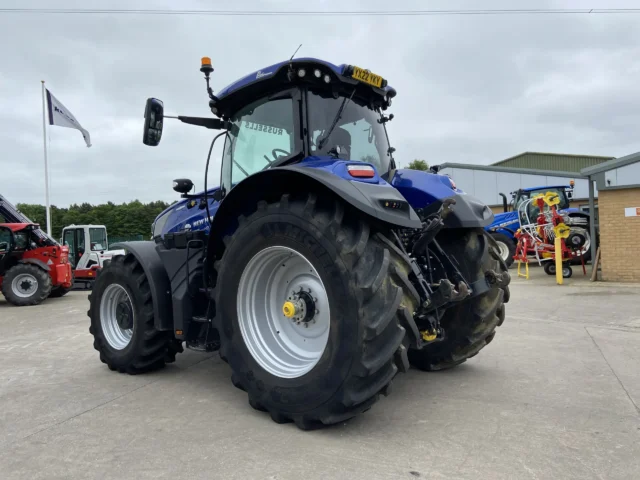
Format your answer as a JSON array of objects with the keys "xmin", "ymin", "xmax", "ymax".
[{"xmin": 499, "ymin": 193, "xmax": 508, "ymax": 213}]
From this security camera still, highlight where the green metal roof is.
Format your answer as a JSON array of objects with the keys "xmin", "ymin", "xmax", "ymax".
[{"xmin": 491, "ymin": 152, "xmax": 614, "ymax": 172}]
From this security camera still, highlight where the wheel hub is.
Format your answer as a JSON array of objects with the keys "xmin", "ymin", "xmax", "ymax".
[
  {"xmin": 11, "ymin": 273, "xmax": 38, "ymax": 298},
  {"xmin": 19, "ymin": 279, "xmax": 34, "ymax": 293},
  {"xmin": 283, "ymin": 288, "xmax": 318, "ymax": 328},
  {"xmin": 115, "ymin": 301, "xmax": 133, "ymax": 330}
]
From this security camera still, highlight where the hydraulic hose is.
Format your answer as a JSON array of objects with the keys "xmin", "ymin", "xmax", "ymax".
[{"xmin": 204, "ymin": 130, "xmax": 232, "ymax": 228}]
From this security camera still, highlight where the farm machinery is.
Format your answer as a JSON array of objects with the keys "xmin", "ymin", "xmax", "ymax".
[
  {"xmin": 485, "ymin": 183, "xmax": 592, "ymax": 267},
  {"xmin": 60, "ymin": 224, "xmax": 125, "ymax": 289},
  {"xmin": 0, "ymin": 195, "xmax": 73, "ymax": 306},
  {"xmin": 512, "ymin": 191, "xmax": 586, "ymax": 279},
  {"xmin": 88, "ymin": 56, "xmax": 510, "ymax": 429}
]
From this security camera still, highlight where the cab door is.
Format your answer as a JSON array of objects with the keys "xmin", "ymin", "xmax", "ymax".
[
  {"xmin": 0, "ymin": 226, "xmax": 15, "ymax": 274},
  {"xmin": 63, "ymin": 228, "xmax": 87, "ymax": 269}
]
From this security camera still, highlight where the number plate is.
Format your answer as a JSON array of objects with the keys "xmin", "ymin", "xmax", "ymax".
[{"xmin": 350, "ymin": 66, "xmax": 383, "ymax": 88}]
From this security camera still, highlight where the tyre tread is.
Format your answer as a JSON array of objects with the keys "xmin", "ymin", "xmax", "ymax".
[
  {"xmin": 88, "ymin": 254, "xmax": 178, "ymax": 375},
  {"xmin": 212, "ymin": 192, "xmax": 420, "ymax": 429}
]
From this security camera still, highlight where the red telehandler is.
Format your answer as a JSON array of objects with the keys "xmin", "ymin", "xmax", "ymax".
[{"xmin": 0, "ymin": 194, "xmax": 73, "ymax": 306}]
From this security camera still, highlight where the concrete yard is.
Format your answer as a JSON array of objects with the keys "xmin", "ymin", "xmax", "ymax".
[{"xmin": 1, "ymin": 267, "xmax": 639, "ymax": 480}]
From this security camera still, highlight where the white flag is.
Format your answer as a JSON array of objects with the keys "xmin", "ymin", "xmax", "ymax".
[{"xmin": 46, "ymin": 89, "xmax": 91, "ymax": 147}]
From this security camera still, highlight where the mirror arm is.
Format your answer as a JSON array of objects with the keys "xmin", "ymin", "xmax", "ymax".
[{"xmin": 165, "ymin": 115, "xmax": 231, "ymax": 130}]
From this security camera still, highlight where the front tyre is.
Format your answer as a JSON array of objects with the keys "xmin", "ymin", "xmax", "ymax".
[
  {"xmin": 490, "ymin": 232, "xmax": 515, "ymax": 268},
  {"xmin": 1, "ymin": 264, "xmax": 52, "ymax": 306},
  {"xmin": 88, "ymin": 255, "xmax": 178, "ymax": 374},
  {"xmin": 213, "ymin": 193, "xmax": 419, "ymax": 429},
  {"xmin": 408, "ymin": 228, "xmax": 510, "ymax": 371}
]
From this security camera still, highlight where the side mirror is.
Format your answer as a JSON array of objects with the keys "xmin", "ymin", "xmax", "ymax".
[
  {"xmin": 173, "ymin": 178, "xmax": 194, "ymax": 194},
  {"xmin": 567, "ymin": 190, "xmax": 574, "ymax": 200},
  {"xmin": 143, "ymin": 98, "xmax": 164, "ymax": 146}
]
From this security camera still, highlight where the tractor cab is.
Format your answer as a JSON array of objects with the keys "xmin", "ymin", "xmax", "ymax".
[
  {"xmin": 142, "ymin": 57, "xmax": 398, "ymax": 206},
  {"xmin": 0, "ymin": 225, "xmax": 16, "ymax": 270},
  {"xmin": 0, "ymin": 223, "xmax": 43, "ymax": 271},
  {"xmin": 61, "ymin": 225, "xmax": 125, "ymax": 286},
  {"xmin": 512, "ymin": 185, "xmax": 573, "ymax": 213}
]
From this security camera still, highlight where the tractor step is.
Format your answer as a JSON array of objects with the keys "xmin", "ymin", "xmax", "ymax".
[{"xmin": 191, "ymin": 315, "xmax": 210, "ymax": 323}]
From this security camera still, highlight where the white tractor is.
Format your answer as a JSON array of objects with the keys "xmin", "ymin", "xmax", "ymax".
[{"xmin": 60, "ymin": 225, "xmax": 126, "ymax": 289}]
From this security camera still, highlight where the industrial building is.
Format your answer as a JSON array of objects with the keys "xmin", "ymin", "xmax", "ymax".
[
  {"xmin": 581, "ymin": 152, "xmax": 640, "ymax": 283},
  {"xmin": 434, "ymin": 150, "xmax": 639, "ymax": 283},
  {"xmin": 436, "ymin": 152, "xmax": 614, "ymax": 216}
]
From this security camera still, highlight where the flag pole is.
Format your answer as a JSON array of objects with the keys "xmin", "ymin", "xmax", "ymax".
[{"xmin": 41, "ymin": 80, "xmax": 51, "ymax": 236}]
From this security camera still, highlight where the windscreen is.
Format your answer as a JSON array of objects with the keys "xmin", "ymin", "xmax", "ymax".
[{"xmin": 307, "ymin": 89, "xmax": 392, "ymax": 174}]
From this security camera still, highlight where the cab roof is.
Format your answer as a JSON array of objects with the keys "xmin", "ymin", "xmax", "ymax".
[
  {"xmin": 0, "ymin": 223, "xmax": 37, "ymax": 232},
  {"xmin": 521, "ymin": 185, "xmax": 570, "ymax": 192},
  {"xmin": 210, "ymin": 57, "xmax": 396, "ymax": 118}
]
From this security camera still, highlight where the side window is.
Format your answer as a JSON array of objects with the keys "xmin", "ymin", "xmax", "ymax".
[
  {"xmin": 223, "ymin": 96, "xmax": 297, "ymax": 185},
  {"xmin": 514, "ymin": 193, "xmax": 529, "ymax": 211},
  {"xmin": 0, "ymin": 228, "xmax": 11, "ymax": 254},
  {"xmin": 89, "ymin": 228, "xmax": 107, "ymax": 251},
  {"xmin": 14, "ymin": 232, "xmax": 28, "ymax": 250}
]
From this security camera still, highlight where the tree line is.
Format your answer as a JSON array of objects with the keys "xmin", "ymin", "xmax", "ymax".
[{"xmin": 4, "ymin": 200, "xmax": 172, "ymax": 240}]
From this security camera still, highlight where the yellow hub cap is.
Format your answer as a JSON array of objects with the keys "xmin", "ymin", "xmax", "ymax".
[{"xmin": 282, "ymin": 301, "xmax": 296, "ymax": 318}]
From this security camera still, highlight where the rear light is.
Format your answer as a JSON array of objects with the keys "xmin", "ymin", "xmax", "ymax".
[
  {"xmin": 347, "ymin": 165, "xmax": 375, "ymax": 178},
  {"xmin": 449, "ymin": 178, "xmax": 456, "ymax": 189}
]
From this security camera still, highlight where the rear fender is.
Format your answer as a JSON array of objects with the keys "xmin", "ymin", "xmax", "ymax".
[
  {"xmin": 108, "ymin": 241, "xmax": 173, "ymax": 331},
  {"xmin": 206, "ymin": 166, "xmax": 423, "ymax": 266}
]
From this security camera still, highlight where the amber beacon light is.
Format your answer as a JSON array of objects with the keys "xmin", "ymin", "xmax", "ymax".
[{"xmin": 200, "ymin": 57, "xmax": 213, "ymax": 75}]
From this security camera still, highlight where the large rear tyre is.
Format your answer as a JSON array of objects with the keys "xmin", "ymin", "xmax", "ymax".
[
  {"xmin": 489, "ymin": 232, "xmax": 515, "ymax": 268},
  {"xmin": 213, "ymin": 192, "xmax": 419, "ymax": 430},
  {"xmin": 1, "ymin": 263, "xmax": 52, "ymax": 306},
  {"xmin": 408, "ymin": 228, "xmax": 510, "ymax": 371},
  {"xmin": 88, "ymin": 255, "xmax": 179, "ymax": 374}
]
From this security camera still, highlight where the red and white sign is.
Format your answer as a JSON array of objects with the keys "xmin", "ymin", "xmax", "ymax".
[{"xmin": 624, "ymin": 207, "xmax": 640, "ymax": 217}]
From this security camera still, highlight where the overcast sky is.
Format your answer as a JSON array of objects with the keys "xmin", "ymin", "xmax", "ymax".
[{"xmin": 2, "ymin": 0, "xmax": 640, "ymax": 207}]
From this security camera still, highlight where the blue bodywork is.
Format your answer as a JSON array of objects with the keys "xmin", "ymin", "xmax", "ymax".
[
  {"xmin": 153, "ymin": 159, "xmax": 462, "ymax": 237},
  {"xmin": 151, "ymin": 57, "xmax": 467, "ymax": 237}
]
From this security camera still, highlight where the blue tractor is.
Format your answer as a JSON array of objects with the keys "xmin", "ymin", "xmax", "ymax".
[
  {"xmin": 485, "ymin": 183, "xmax": 592, "ymax": 267},
  {"xmin": 87, "ymin": 57, "xmax": 510, "ymax": 429}
]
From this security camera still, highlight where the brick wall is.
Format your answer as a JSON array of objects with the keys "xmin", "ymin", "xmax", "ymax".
[{"xmin": 598, "ymin": 188, "xmax": 640, "ymax": 282}]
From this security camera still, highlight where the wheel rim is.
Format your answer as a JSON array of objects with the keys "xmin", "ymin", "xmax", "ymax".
[
  {"xmin": 100, "ymin": 284, "xmax": 134, "ymax": 350},
  {"xmin": 495, "ymin": 241, "xmax": 510, "ymax": 261},
  {"xmin": 11, "ymin": 273, "xmax": 38, "ymax": 298},
  {"xmin": 572, "ymin": 228, "xmax": 591, "ymax": 256},
  {"xmin": 237, "ymin": 246, "xmax": 331, "ymax": 379}
]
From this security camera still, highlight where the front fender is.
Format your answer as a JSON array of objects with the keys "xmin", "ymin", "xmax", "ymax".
[
  {"xmin": 420, "ymin": 194, "xmax": 495, "ymax": 229},
  {"xmin": 109, "ymin": 241, "xmax": 173, "ymax": 331},
  {"xmin": 19, "ymin": 258, "xmax": 50, "ymax": 271}
]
